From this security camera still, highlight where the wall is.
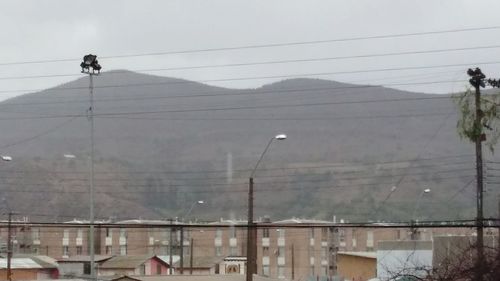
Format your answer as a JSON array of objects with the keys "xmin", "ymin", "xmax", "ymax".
[
  {"xmin": 0, "ymin": 269, "xmax": 38, "ymax": 281},
  {"xmin": 377, "ymin": 241, "xmax": 433, "ymax": 280},
  {"xmin": 59, "ymin": 262, "xmax": 85, "ymax": 277},
  {"xmin": 336, "ymin": 255, "xmax": 376, "ymax": 281}
]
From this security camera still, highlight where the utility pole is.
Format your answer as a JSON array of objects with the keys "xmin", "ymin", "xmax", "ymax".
[
  {"xmin": 468, "ymin": 68, "xmax": 485, "ymax": 281},
  {"xmin": 467, "ymin": 68, "xmax": 486, "ymax": 281},
  {"xmin": 7, "ymin": 212, "xmax": 13, "ymax": 281},
  {"xmin": 179, "ymin": 226, "xmax": 184, "ymax": 274},
  {"xmin": 291, "ymin": 244, "xmax": 295, "ymax": 280},
  {"xmin": 190, "ymin": 238, "xmax": 194, "ymax": 275},
  {"xmin": 168, "ymin": 219, "xmax": 173, "ymax": 275},
  {"xmin": 497, "ymin": 194, "xmax": 500, "ymax": 260},
  {"xmin": 246, "ymin": 177, "xmax": 256, "ymax": 281},
  {"xmin": 465, "ymin": 69, "xmax": 500, "ymax": 281}
]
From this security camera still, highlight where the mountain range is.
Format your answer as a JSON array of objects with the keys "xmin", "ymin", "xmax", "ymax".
[{"xmin": 0, "ymin": 70, "xmax": 496, "ymax": 222}]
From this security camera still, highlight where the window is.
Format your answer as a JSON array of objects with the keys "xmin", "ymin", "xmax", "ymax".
[
  {"xmin": 62, "ymin": 246, "xmax": 69, "ymax": 256},
  {"xmin": 32, "ymin": 246, "xmax": 39, "ymax": 255},
  {"xmin": 310, "ymin": 265, "xmax": 315, "ymax": 276},
  {"xmin": 263, "ymin": 246, "xmax": 269, "ymax": 256},
  {"xmin": 309, "ymin": 228, "xmax": 315, "ymax": 239},
  {"xmin": 76, "ymin": 246, "xmax": 83, "ymax": 255},
  {"xmin": 262, "ymin": 265, "xmax": 270, "ymax": 276},
  {"xmin": 63, "ymin": 229, "xmax": 70, "ymax": 239},
  {"xmin": 120, "ymin": 228, "xmax": 127, "ymax": 238},
  {"xmin": 263, "ymin": 228, "xmax": 270, "ymax": 238},
  {"xmin": 106, "ymin": 228, "xmax": 112, "ymax": 237},
  {"xmin": 277, "ymin": 229, "xmax": 285, "ymax": 238},
  {"xmin": 339, "ymin": 229, "xmax": 345, "ymax": 242},
  {"xmin": 321, "ymin": 228, "xmax": 328, "ymax": 241},
  {"xmin": 367, "ymin": 230, "xmax": 374, "ymax": 250},
  {"xmin": 83, "ymin": 262, "xmax": 91, "ymax": 275},
  {"xmin": 77, "ymin": 229, "xmax": 83, "ymax": 239},
  {"xmin": 120, "ymin": 245, "xmax": 127, "ymax": 255},
  {"xmin": 277, "ymin": 246, "xmax": 285, "ymax": 258},
  {"xmin": 229, "ymin": 246, "xmax": 238, "ymax": 256},
  {"xmin": 215, "ymin": 246, "xmax": 222, "ymax": 256},
  {"xmin": 277, "ymin": 265, "xmax": 285, "ymax": 279},
  {"xmin": 321, "ymin": 246, "xmax": 328, "ymax": 259},
  {"xmin": 322, "ymin": 265, "xmax": 328, "ymax": 276},
  {"xmin": 106, "ymin": 246, "xmax": 112, "ymax": 254},
  {"xmin": 31, "ymin": 228, "xmax": 40, "ymax": 240},
  {"xmin": 215, "ymin": 228, "xmax": 223, "ymax": 239},
  {"xmin": 230, "ymin": 227, "xmax": 237, "ymax": 238}
]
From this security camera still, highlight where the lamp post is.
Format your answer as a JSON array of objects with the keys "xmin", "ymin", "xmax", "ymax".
[
  {"xmin": 80, "ymin": 54, "xmax": 101, "ymax": 281},
  {"xmin": 247, "ymin": 134, "xmax": 286, "ymax": 281},
  {"xmin": 184, "ymin": 200, "xmax": 205, "ymax": 222},
  {"xmin": 411, "ymin": 188, "xmax": 431, "ymax": 240},
  {"xmin": 1, "ymin": 156, "xmax": 13, "ymax": 281},
  {"xmin": 180, "ymin": 200, "xmax": 204, "ymax": 274}
]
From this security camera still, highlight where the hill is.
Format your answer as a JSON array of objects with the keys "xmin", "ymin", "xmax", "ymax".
[{"xmin": 0, "ymin": 70, "xmax": 494, "ymax": 222}]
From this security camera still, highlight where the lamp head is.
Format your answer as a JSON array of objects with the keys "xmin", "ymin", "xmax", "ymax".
[
  {"xmin": 197, "ymin": 200, "xmax": 204, "ymax": 204},
  {"xmin": 1, "ymin": 156, "xmax": 12, "ymax": 161},
  {"xmin": 424, "ymin": 188, "xmax": 431, "ymax": 193},
  {"xmin": 275, "ymin": 134, "xmax": 287, "ymax": 140}
]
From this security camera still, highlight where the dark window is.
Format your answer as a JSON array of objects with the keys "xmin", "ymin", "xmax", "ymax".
[{"xmin": 83, "ymin": 262, "xmax": 91, "ymax": 275}]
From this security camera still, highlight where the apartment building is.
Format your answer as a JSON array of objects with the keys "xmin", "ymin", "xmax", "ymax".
[{"xmin": 0, "ymin": 218, "xmax": 490, "ymax": 280}]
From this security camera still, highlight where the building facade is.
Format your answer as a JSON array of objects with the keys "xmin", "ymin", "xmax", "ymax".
[{"xmin": 0, "ymin": 218, "xmax": 493, "ymax": 280}]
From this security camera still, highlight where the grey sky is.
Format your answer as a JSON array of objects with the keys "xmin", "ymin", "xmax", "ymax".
[{"xmin": 1, "ymin": 0, "xmax": 500, "ymax": 100}]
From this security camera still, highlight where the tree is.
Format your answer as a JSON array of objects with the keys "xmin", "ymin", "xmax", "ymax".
[{"xmin": 455, "ymin": 87, "xmax": 500, "ymax": 152}]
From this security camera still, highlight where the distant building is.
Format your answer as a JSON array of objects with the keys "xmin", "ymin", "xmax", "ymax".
[{"xmin": 0, "ymin": 217, "xmax": 497, "ymax": 280}]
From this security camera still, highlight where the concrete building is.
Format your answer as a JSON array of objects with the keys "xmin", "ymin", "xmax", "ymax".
[{"xmin": 0, "ymin": 218, "xmax": 496, "ymax": 280}]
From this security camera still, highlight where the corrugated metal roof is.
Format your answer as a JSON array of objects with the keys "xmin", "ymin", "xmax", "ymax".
[
  {"xmin": 59, "ymin": 255, "xmax": 113, "ymax": 262},
  {"xmin": 172, "ymin": 256, "xmax": 223, "ymax": 268},
  {"xmin": 100, "ymin": 255, "xmax": 161, "ymax": 269},
  {"xmin": 124, "ymin": 275, "xmax": 288, "ymax": 281},
  {"xmin": 157, "ymin": 255, "xmax": 180, "ymax": 266},
  {"xmin": 0, "ymin": 258, "xmax": 42, "ymax": 269},
  {"xmin": 337, "ymin": 251, "xmax": 377, "ymax": 259}
]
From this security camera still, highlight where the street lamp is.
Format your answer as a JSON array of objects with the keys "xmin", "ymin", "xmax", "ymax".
[
  {"xmin": 80, "ymin": 54, "xmax": 101, "ymax": 281},
  {"xmin": 247, "ymin": 134, "xmax": 286, "ymax": 281},
  {"xmin": 1, "ymin": 156, "xmax": 12, "ymax": 162},
  {"xmin": 184, "ymin": 200, "xmax": 205, "ymax": 221},
  {"xmin": 411, "ymin": 188, "xmax": 431, "ymax": 240}
]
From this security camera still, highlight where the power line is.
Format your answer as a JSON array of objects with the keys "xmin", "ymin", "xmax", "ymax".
[
  {"xmin": 0, "ymin": 71, "xmax": 467, "ymax": 98},
  {"xmin": 1, "ymin": 25, "xmax": 498, "ymax": 66},
  {"xmin": 0, "ymin": 91, "xmax": 458, "ymax": 121},
  {"xmin": 2, "ymin": 46, "xmax": 500, "ymax": 82},
  {"xmin": 0, "ymin": 154, "xmax": 472, "ymax": 175},
  {"xmin": 0, "ymin": 161, "xmax": 473, "ymax": 182}
]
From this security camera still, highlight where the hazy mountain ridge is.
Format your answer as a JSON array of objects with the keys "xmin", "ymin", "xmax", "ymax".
[{"xmin": 0, "ymin": 71, "xmax": 494, "ymax": 222}]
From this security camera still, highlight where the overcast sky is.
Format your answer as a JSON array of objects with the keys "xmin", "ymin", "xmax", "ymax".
[{"xmin": 1, "ymin": 0, "xmax": 500, "ymax": 100}]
